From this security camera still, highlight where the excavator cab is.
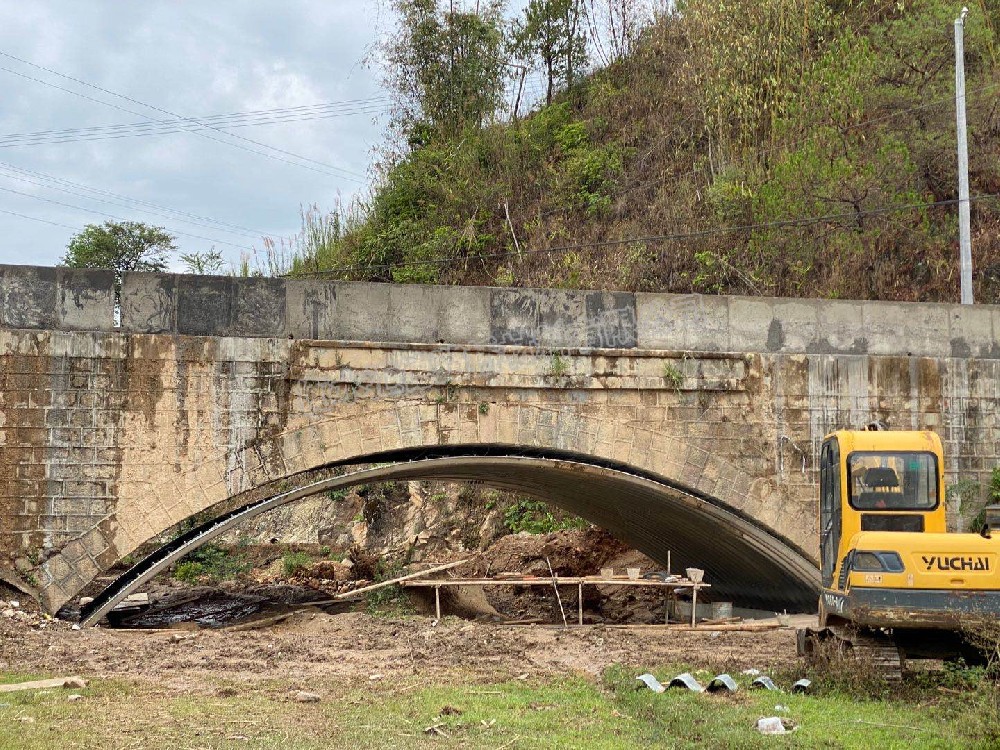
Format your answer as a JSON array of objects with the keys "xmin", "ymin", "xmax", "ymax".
[{"xmin": 818, "ymin": 430, "xmax": 945, "ymax": 595}]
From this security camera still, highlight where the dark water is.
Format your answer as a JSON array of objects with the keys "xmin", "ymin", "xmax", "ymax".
[
  {"xmin": 108, "ymin": 590, "xmax": 269, "ymax": 628},
  {"xmin": 105, "ymin": 585, "xmax": 351, "ymax": 629}
]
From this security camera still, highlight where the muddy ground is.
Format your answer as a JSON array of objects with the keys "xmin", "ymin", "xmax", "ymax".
[
  {"xmin": 0, "ymin": 610, "xmax": 803, "ymax": 694},
  {"xmin": 3, "ymin": 519, "xmax": 809, "ymax": 693}
]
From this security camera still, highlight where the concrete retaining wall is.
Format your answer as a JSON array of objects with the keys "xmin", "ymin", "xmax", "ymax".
[{"xmin": 1, "ymin": 264, "xmax": 996, "ymax": 357}]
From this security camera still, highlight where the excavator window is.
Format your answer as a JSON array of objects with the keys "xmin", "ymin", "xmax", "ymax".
[{"xmin": 847, "ymin": 452, "xmax": 937, "ymax": 511}]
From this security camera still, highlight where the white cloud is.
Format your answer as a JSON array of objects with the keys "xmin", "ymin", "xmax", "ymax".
[{"xmin": 0, "ymin": 0, "xmax": 386, "ymax": 267}]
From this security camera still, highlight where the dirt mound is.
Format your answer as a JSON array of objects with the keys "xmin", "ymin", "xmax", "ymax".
[
  {"xmin": 453, "ymin": 528, "xmax": 668, "ymax": 624},
  {"xmin": 473, "ymin": 527, "xmax": 637, "ymax": 577}
]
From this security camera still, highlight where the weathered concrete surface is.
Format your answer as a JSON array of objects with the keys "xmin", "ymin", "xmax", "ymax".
[{"xmin": 1, "ymin": 264, "xmax": 998, "ymax": 612}]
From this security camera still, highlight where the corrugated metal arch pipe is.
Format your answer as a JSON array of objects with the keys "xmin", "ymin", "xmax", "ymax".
[{"xmin": 79, "ymin": 454, "xmax": 820, "ymax": 626}]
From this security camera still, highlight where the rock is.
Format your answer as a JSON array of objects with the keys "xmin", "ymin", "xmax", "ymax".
[
  {"xmin": 2, "ymin": 609, "xmax": 14, "ymax": 619},
  {"xmin": 9, "ymin": 601, "xmax": 19, "ymax": 609},
  {"xmin": 293, "ymin": 691, "xmax": 321, "ymax": 703},
  {"xmin": 79, "ymin": 597, "xmax": 94, "ymax": 606},
  {"xmin": 63, "ymin": 677, "xmax": 88, "ymax": 689},
  {"xmin": 67, "ymin": 694, "xmax": 84, "ymax": 702}
]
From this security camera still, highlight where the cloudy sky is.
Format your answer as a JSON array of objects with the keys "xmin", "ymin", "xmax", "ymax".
[{"xmin": 0, "ymin": 2, "xmax": 401, "ymax": 271}]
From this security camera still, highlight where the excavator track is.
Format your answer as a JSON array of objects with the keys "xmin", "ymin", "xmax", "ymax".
[
  {"xmin": 838, "ymin": 628, "xmax": 904, "ymax": 682},
  {"xmin": 798, "ymin": 625, "xmax": 904, "ymax": 682}
]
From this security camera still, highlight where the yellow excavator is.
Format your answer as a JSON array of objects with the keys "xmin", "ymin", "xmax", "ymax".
[{"xmin": 797, "ymin": 428, "xmax": 1000, "ymax": 678}]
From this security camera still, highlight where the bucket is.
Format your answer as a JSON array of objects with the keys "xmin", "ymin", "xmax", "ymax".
[{"xmin": 710, "ymin": 601, "xmax": 733, "ymax": 620}]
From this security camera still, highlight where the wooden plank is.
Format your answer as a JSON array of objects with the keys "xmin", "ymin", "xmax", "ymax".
[
  {"xmin": 333, "ymin": 559, "xmax": 469, "ymax": 600},
  {"xmin": 403, "ymin": 578, "xmax": 710, "ymax": 589}
]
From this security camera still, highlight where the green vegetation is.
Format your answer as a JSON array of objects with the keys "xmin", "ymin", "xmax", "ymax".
[
  {"xmin": 661, "ymin": 361, "xmax": 684, "ymax": 390},
  {"xmin": 1, "ymin": 663, "xmax": 997, "ymax": 749},
  {"xmin": 171, "ymin": 543, "xmax": 250, "ymax": 583},
  {"xmin": 325, "ymin": 488, "xmax": 348, "ymax": 503},
  {"xmin": 365, "ymin": 559, "xmax": 413, "ymax": 616},
  {"xmin": 503, "ymin": 498, "xmax": 589, "ymax": 534},
  {"xmin": 61, "ymin": 220, "xmax": 175, "ymax": 301},
  {"xmin": 547, "ymin": 352, "xmax": 569, "ymax": 377},
  {"xmin": 274, "ymin": 1, "xmax": 999, "ymax": 305},
  {"xmin": 281, "ymin": 551, "xmax": 312, "ymax": 578}
]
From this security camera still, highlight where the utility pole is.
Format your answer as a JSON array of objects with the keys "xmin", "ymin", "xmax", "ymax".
[{"xmin": 955, "ymin": 7, "xmax": 973, "ymax": 304}]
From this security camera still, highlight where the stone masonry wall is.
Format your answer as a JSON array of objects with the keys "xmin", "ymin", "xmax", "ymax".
[{"xmin": 1, "ymin": 264, "xmax": 999, "ymax": 609}]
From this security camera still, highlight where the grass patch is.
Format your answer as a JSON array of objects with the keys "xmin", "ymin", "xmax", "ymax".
[
  {"xmin": 171, "ymin": 542, "xmax": 251, "ymax": 584},
  {"xmin": 0, "ymin": 665, "xmax": 995, "ymax": 749},
  {"xmin": 503, "ymin": 499, "xmax": 589, "ymax": 534},
  {"xmin": 282, "ymin": 551, "xmax": 312, "ymax": 578}
]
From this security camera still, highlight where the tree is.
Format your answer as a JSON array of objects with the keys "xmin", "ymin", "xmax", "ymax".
[
  {"xmin": 514, "ymin": 0, "xmax": 588, "ymax": 104},
  {"xmin": 382, "ymin": 0, "xmax": 508, "ymax": 142},
  {"xmin": 61, "ymin": 220, "xmax": 175, "ymax": 299}
]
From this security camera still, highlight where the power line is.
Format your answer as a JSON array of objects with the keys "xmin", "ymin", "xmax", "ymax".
[
  {"xmin": 290, "ymin": 193, "xmax": 1000, "ymax": 278},
  {"xmin": 0, "ymin": 184, "xmax": 251, "ymax": 249},
  {"xmin": 0, "ymin": 160, "xmax": 267, "ymax": 237},
  {"xmin": 0, "ymin": 206, "xmax": 78, "ymax": 230},
  {"xmin": 0, "ymin": 166, "xmax": 263, "ymax": 239},
  {"xmin": 0, "ymin": 51, "xmax": 369, "ymax": 182},
  {"xmin": 0, "ymin": 97, "xmax": 389, "ymax": 140},
  {"xmin": 0, "ymin": 100, "xmax": 391, "ymax": 148}
]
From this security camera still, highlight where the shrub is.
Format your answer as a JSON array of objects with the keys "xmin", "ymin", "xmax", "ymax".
[
  {"xmin": 504, "ymin": 499, "xmax": 589, "ymax": 534},
  {"xmin": 282, "ymin": 551, "xmax": 312, "ymax": 578},
  {"xmin": 171, "ymin": 543, "xmax": 249, "ymax": 583}
]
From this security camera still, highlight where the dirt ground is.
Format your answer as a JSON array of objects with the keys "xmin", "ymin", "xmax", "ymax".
[
  {"xmin": 1, "ymin": 526, "xmax": 808, "ymax": 695},
  {"xmin": 0, "ymin": 609, "xmax": 803, "ymax": 695}
]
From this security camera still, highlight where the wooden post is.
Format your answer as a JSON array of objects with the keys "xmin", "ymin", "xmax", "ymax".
[
  {"xmin": 435, "ymin": 585, "xmax": 441, "ymax": 621},
  {"xmin": 663, "ymin": 588, "xmax": 669, "ymax": 625},
  {"xmin": 691, "ymin": 585, "xmax": 698, "ymax": 627},
  {"xmin": 578, "ymin": 582, "xmax": 584, "ymax": 626}
]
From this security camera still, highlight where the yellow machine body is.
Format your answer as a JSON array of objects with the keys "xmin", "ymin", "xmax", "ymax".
[{"xmin": 818, "ymin": 430, "xmax": 1000, "ymax": 631}]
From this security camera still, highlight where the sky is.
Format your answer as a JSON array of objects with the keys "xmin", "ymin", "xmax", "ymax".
[{"xmin": 0, "ymin": 1, "xmax": 397, "ymax": 271}]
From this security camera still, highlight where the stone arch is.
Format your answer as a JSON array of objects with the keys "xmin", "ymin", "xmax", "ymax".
[{"xmin": 38, "ymin": 401, "xmax": 819, "ymax": 613}]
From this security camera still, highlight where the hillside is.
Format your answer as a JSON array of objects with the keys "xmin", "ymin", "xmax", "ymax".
[{"xmin": 290, "ymin": 0, "xmax": 1000, "ymax": 303}]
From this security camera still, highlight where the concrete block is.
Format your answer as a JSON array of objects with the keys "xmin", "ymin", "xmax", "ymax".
[
  {"xmin": 385, "ymin": 284, "xmax": 445, "ymax": 342},
  {"xmin": 949, "ymin": 305, "xmax": 996, "ymax": 358},
  {"xmin": 56, "ymin": 268, "xmax": 115, "ymax": 331},
  {"xmin": 285, "ymin": 279, "xmax": 338, "ymax": 340},
  {"xmin": 813, "ymin": 299, "xmax": 864, "ymax": 353},
  {"xmin": 771, "ymin": 300, "xmax": 818, "ymax": 352},
  {"xmin": 1, "ymin": 265, "xmax": 57, "ymax": 329},
  {"xmin": 490, "ymin": 288, "xmax": 586, "ymax": 347},
  {"xmin": 636, "ymin": 293, "xmax": 729, "ymax": 351},
  {"xmin": 436, "ymin": 286, "xmax": 490, "ymax": 344},
  {"xmin": 336, "ymin": 282, "xmax": 390, "ymax": 341},
  {"xmin": 585, "ymin": 291, "xmax": 636, "ymax": 348},
  {"xmin": 728, "ymin": 297, "xmax": 774, "ymax": 352},
  {"xmin": 863, "ymin": 301, "xmax": 949, "ymax": 357},
  {"xmin": 120, "ymin": 272, "xmax": 176, "ymax": 333},
  {"xmin": 176, "ymin": 275, "xmax": 232, "ymax": 336},
  {"xmin": 489, "ymin": 288, "xmax": 540, "ymax": 345},
  {"xmin": 232, "ymin": 277, "xmax": 286, "ymax": 337}
]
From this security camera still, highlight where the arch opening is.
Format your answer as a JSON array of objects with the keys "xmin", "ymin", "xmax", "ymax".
[{"xmin": 80, "ymin": 448, "xmax": 820, "ymax": 626}]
